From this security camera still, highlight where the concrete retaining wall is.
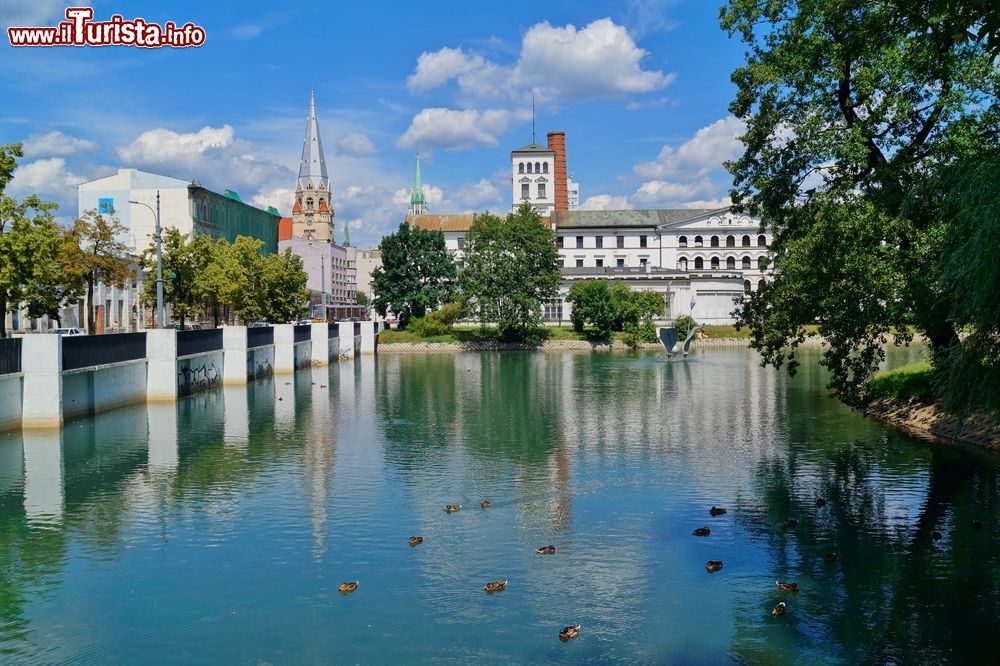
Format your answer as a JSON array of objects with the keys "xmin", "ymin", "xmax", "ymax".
[
  {"xmin": 0, "ymin": 374, "xmax": 23, "ymax": 431},
  {"xmin": 247, "ymin": 346, "xmax": 274, "ymax": 381},
  {"xmin": 177, "ymin": 350, "xmax": 223, "ymax": 397},
  {"xmin": 62, "ymin": 360, "xmax": 147, "ymax": 420}
]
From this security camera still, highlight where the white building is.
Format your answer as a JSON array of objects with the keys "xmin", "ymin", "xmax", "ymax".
[
  {"xmin": 511, "ymin": 143, "xmax": 556, "ymax": 216},
  {"xmin": 567, "ymin": 174, "xmax": 580, "ymax": 211}
]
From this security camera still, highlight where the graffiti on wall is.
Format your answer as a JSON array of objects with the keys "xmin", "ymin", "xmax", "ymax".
[{"xmin": 177, "ymin": 359, "xmax": 221, "ymax": 397}]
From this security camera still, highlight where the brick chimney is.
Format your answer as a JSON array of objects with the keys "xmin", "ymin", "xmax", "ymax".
[{"xmin": 547, "ymin": 131, "xmax": 569, "ymax": 212}]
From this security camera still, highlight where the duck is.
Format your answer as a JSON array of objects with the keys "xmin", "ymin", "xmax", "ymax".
[
  {"xmin": 972, "ymin": 520, "xmax": 983, "ymax": 530},
  {"xmin": 338, "ymin": 581, "xmax": 359, "ymax": 594},
  {"xmin": 559, "ymin": 624, "xmax": 581, "ymax": 641},
  {"xmin": 816, "ymin": 498, "xmax": 827, "ymax": 508},
  {"xmin": 776, "ymin": 581, "xmax": 799, "ymax": 592},
  {"xmin": 408, "ymin": 536, "xmax": 423, "ymax": 546},
  {"xmin": 444, "ymin": 504, "xmax": 462, "ymax": 513},
  {"xmin": 772, "ymin": 601, "xmax": 786, "ymax": 617},
  {"xmin": 783, "ymin": 518, "xmax": 798, "ymax": 528},
  {"xmin": 709, "ymin": 506, "xmax": 727, "ymax": 516},
  {"xmin": 825, "ymin": 552, "xmax": 838, "ymax": 563},
  {"xmin": 931, "ymin": 531, "xmax": 942, "ymax": 541},
  {"xmin": 692, "ymin": 527, "xmax": 711, "ymax": 537},
  {"xmin": 484, "ymin": 579, "xmax": 508, "ymax": 593},
  {"xmin": 480, "ymin": 500, "xmax": 491, "ymax": 509},
  {"xmin": 705, "ymin": 560, "xmax": 724, "ymax": 573},
  {"xmin": 536, "ymin": 545, "xmax": 556, "ymax": 555}
]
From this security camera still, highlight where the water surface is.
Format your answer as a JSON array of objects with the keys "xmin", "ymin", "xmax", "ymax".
[{"xmin": 0, "ymin": 347, "xmax": 997, "ymax": 664}]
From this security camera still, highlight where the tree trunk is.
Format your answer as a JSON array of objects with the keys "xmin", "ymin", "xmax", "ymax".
[
  {"xmin": 86, "ymin": 274, "xmax": 96, "ymax": 334},
  {"xmin": 0, "ymin": 296, "xmax": 6, "ymax": 338}
]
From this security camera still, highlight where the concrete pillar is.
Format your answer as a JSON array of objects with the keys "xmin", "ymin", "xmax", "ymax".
[
  {"xmin": 223, "ymin": 326, "xmax": 248, "ymax": 385},
  {"xmin": 22, "ymin": 429, "xmax": 64, "ymax": 526},
  {"xmin": 147, "ymin": 401, "xmax": 178, "ymax": 474},
  {"xmin": 21, "ymin": 334, "xmax": 63, "ymax": 429},
  {"xmin": 146, "ymin": 328, "xmax": 178, "ymax": 402},
  {"xmin": 223, "ymin": 383, "xmax": 249, "ymax": 449},
  {"xmin": 311, "ymin": 323, "xmax": 329, "ymax": 366},
  {"xmin": 338, "ymin": 322, "xmax": 355, "ymax": 359},
  {"xmin": 360, "ymin": 321, "xmax": 376, "ymax": 354},
  {"xmin": 274, "ymin": 324, "xmax": 295, "ymax": 374}
]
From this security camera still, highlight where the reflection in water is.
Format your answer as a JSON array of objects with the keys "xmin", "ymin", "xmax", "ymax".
[{"xmin": 0, "ymin": 347, "xmax": 997, "ymax": 663}]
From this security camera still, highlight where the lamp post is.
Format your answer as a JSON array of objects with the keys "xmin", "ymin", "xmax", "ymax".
[{"xmin": 128, "ymin": 191, "xmax": 164, "ymax": 327}]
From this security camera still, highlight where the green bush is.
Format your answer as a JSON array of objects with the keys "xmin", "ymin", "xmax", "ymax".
[
  {"xmin": 673, "ymin": 314, "xmax": 697, "ymax": 339},
  {"xmin": 407, "ymin": 302, "xmax": 464, "ymax": 338}
]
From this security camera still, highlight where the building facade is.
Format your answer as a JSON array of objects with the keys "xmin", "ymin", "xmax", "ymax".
[{"xmin": 291, "ymin": 92, "xmax": 335, "ymax": 242}]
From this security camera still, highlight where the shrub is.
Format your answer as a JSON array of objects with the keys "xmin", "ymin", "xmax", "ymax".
[{"xmin": 673, "ymin": 314, "xmax": 697, "ymax": 339}]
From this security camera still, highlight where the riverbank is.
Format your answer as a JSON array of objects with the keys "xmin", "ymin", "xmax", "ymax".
[
  {"xmin": 865, "ymin": 397, "xmax": 1000, "ymax": 450},
  {"xmin": 377, "ymin": 336, "xmax": 829, "ymax": 352}
]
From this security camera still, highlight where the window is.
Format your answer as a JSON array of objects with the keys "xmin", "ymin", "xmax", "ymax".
[
  {"xmin": 727, "ymin": 256, "xmax": 736, "ymax": 270},
  {"xmin": 617, "ymin": 235, "xmax": 625, "ymax": 249},
  {"xmin": 758, "ymin": 234, "xmax": 766, "ymax": 247},
  {"xmin": 457, "ymin": 261, "xmax": 465, "ymax": 271},
  {"xmin": 457, "ymin": 237, "xmax": 464, "ymax": 249},
  {"xmin": 521, "ymin": 183, "xmax": 529, "ymax": 199},
  {"xmin": 576, "ymin": 258, "xmax": 584, "ymax": 268},
  {"xmin": 678, "ymin": 257, "xmax": 688, "ymax": 271},
  {"xmin": 596, "ymin": 235, "xmax": 604, "ymax": 248},
  {"xmin": 518, "ymin": 163, "xmax": 524, "ymax": 173},
  {"xmin": 558, "ymin": 258, "xmax": 564, "ymax": 267},
  {"xmin": 542, "ymin": 162, "xmax": 549, "ymax": 173},
  {"xmin": 742, "ymin": 235, "xmax": 751, "ymax": 247},
  {"xmin": 616, "ymin": 258, "xmax": 625, "ymax": 268},
  {"xmin": 678, "ymin": 235, "xmax": 688, "ymax": 248},
  {"xmin": 711, "ymin": 257, "xmax": 720, "ymax": 270},
  {"xmin": 535, "ymin": 162, "xmax": 541, "ymax": 172},
  {"xmin": 543, "ymin": 298, "xmax": 563, "ymax": 321},
  {"xmin": 694, "ymin": 235, "xmax": 703, "ymax": 247},
  {"xmin": 695, "ymin": 257, "xmax": 704, "ymax": 270},
  {"xmin": 640, "ymin": 257, "xmax": 648, "ymax": 268},
  {"xmin": 526, "ymin": 163, "xmax": 533, "ymax": 174},
  {"xmin": 596, "ymin": 258, "xmax": 604, "ymax": 267},
  {"xmin": 556, "ymin": 236, "xmax": 564, "ymax": 248},
  {"xmin": 711, "ymin": 235, "xmax": 720, "ymax": 248},
  {"xmin": 640, "ymin": 235, "xmax": 648, "ymax": 248},
  {"xmin": 306, "ymin": 198, "xmax": 314, "ymax": 211},
  {"xmin": 537, "ymin": 183, "xmax": 546, "ymax": 199},
  {"xmin": 744, "ymin": 280, "xmax": 752, "ymax": 294},
  {"xmin": 726, "ymin": 235, "xmax": 735, "ymax": 247},
  {"xmin": 742, "ymin": 256, "xmax": 751, "ymax": 269},
  {"xmin": 576, "ymin": 236, "xmax": 584, "ymax": 248}
]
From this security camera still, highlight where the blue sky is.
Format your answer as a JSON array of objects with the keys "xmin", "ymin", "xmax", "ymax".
[{"xmin": 1, "ymin": 0, "xmax": 750, "ymax": 247}]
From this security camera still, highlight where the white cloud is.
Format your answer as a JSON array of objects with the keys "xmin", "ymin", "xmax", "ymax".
[
  {"xmin": 0, "ymin": 0, "xmax": 68, "ymax": 30},
  {"xmin": 21, "ymin": 130, "xmax": 97, "ymax": 157},
  {"xmin": 406, "ymin": 18, "xmax": 673, "ymax": 103},
  {"xmin": 335, "ymin": 131, "xmax": 376, "ymax": 156},
  {"xmin": 252, "ymin": 186, "xmax": 295, "ymax": 214},
  {"xmin": 680, "ymin": 197, "xmax": 732, "ymax": 209},
  {"xmin": 392, "ymin": 183, "xmax": 445, "ymax": 207},
  {"xmin": 454, "ymin": 178, "xmax": 501, "ymax": 208},
  {"xmin": 230, "ymin": 24, "xmax": 263, "ymax": 39},
  {"xmin": 580, "ymin": 194, "xmax": 633, "ymax": 211},
  {"xmin": 630, "ymin": 179, "xmax": 716, "ymax": 207},
  {"xmin": 8, "ymin": 157, "xmax": 85, "ymax": 192},
  {"xmin": 635, "ymin": 116, "xmax": 746, "ymax": 179},
  {"xmin": 397, "ymin": 108, "xmax": 509, "ymax": 150},
  {"xmin": 625, "ymin": 96, "xmax": 671, "ymax": 111},
  {"xmin": 118, "ymin": 125, "xmax": 235, "ymax": 163}
]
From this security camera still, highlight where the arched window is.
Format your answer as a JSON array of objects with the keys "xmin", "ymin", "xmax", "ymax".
[
  {"xmin": 678, "ymin": 235, "xmax": 688, "ymax": 247},
  {"xmin": 677, "ymin": 257, "xmax": 688, "ymax": 271},
  {"xmin": 726, "ymin": 235, "xmax": 735, "ymax": 247},
  {"xmin": 744, "ymin": 280, "xmax": 752, "ymax": 293},
  {"xmin": 742, "ymin": 235, "xmax": 751, "ymax": 247},
  {"xmin": 526, "ymin": 163, "xmax": 533, "ymax": 173},
  {"xmin": 758, "ymin": 257, "xmax": 768, "ymax": 271},
  {"xmin": 711, "ymin": 257, "xmax": 720, "ymax": 270},
  {"xmin": 306, "ymin": 198, "xmax": 314, "ymax": 211},
  {"xmin": 518, "ymin": 162, "xmax": 524, "ymax": 173},
  {"xmin": 535, "ymin": 162, "xmax": 541, "ymax": 172},
  {"xmin": 742, "ymin": 256, "xmax": 751, "ymax": 269},
  {"xmin": 711, "ymin": 235, "xmax": 720, "ymax": 247},
  {"xmin": 694, "ymin": 235, "xmax": 703, "ymax": 247},
  {"xmin": 727, "ymin": 256, "xmax": 736, "ymax": 270},
  {"xmin": 542, "ymin": 162, "xmax": 549, "ymax": 173},
  {"xmin": 758, "ymin": 234, "xmax": 766, "ymax": 247},
  {"xmin": 694, "ymin": 257, "xmax": 704, "ymax": 270},
  {"xmin": 758, "ymin": 278, "xmax": 766, "ymax": 290}
]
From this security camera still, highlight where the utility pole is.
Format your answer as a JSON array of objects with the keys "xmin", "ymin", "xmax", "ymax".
[{"xmin": 128, "ymin": 190, "xmax": 165, "ymax": 327}]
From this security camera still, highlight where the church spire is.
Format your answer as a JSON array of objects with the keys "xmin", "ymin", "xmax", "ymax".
[
  {"xmin": 342, "ymin": 221, "xmax": 351, "ymax": 247},
  {"xmin": 298, "ymin": 90, "xmax": 329, "ymax": 191},
  {"xmin": 408, "ymin": 152, "xmax": 427, "ymax": 216}
]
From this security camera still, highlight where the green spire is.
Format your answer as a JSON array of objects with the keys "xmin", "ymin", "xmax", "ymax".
[
  {"xmin": 410, "ymin": 153, "xmax": 427, "ymax": 208},
  {"xmin": 342, "ymin": 222, "xmax": 351, "ymax": 247}
]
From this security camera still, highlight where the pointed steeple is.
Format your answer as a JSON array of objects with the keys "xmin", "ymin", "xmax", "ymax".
[
  {"xmin": 408, "ymin": 153, "xmax": 427, "ymax": 216},
  {"xmin": 298, "ymin": 90, "xmax": 329, "ymax": 191}
]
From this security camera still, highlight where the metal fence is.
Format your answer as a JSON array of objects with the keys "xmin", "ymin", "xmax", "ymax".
[
  {"xmin": 0, "ymin": 338, "xmax": 22, "ymax": 375},
  {"xmin": 328, "ymin": 322, "xmax": 338, "ymax": 339},
  {"xmin": 294, "ymin": 324, "xmax": 311, "ymax": 344},
  {"xmin": 62, "ymin": 332, "xmax": 147, "ymax": 372},
  {"xmin": 177, "ymin": 329, "xmax": 223, "ymax": 357},
  {"xmin": 247, "ymin": 326, "xmax": 273, "ymax": 349},
  {"xmin": 354, "ymin": 322, "xmax": 361, "ymax": 337}
]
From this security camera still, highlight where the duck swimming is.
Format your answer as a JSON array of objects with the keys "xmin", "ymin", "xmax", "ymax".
[
  {"xmin": 559, "ymin": 624, "xmax": 581, "ymax": 641},
  {"xmin": 772, "ymin": 601, "xmax": 786, "ymax": 617},
  {"xmin": 536, "ymin": 545, "xmax": 556, "ymax": 555},
  {"xmin": 692, "ymin": 527, "xmax": 711, "ymax": 537},
  {"xmin": 408, "ymin": 536, "xmax": 423, "ymax": 546},
  {"xmin": 776, "ymin": 581, "xmax": 799, "ymax": 592},
  {"xmin": 816, "ymin": 498, "xmax": 827, "ymax": 508},
  {"xmin": 972, "ymin": 520, "xmax": 983, "ymax": 530},
  {"xmin": 931, "ymin": 531, "xmax": 942, "ymax": 541},
  {"xmin": 338, "ymin": 581, "xmax": 359, "ymax": 594},
  {"xmin": 710, "ymin": 506, "xmax": 727, "ymax": 516},
  {"xmin": 825, "ymin": 552, "xmax": 838, "ymax": 563},
  {"xmin": 444, "ymin": 504, "xmax": 462, "ymax": 513},
  {"xmin": 783, "ymin": 518, "xmax": 798, "ymax": 528},
  {"xmin": 480, "ymin": 500, "xmax": 491, "ymax": 508},
  {"xmin": 484, "ymin": 580, "xmax": 508, "ymax": 593},
  {"xmin": 705, "ymin": 560, "xmax": 724, "ymax": 573}
]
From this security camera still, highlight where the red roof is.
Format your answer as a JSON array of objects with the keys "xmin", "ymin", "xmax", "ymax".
[
  {"xmin": 278, "ymin": 217, "xmax": 293, "ymax": 240},
  {"xmin": 292, "ymin": 201, "xmax": 302, "ymax": 213}
]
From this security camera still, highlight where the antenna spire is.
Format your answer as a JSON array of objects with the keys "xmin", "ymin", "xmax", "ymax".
[{"xmin": 531, "ymin": 92, "xmax": 536, "ymax": 144}]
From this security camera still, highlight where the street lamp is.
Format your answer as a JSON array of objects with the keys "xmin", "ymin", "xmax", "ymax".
[{"xmin": 128, "ymin": 190, "xmax": 164, "ymax": 328}]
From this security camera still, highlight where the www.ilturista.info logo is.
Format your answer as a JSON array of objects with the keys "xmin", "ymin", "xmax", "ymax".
[{"xmin": 7, "ymin": 7, "xmax": 206, "ymax": 48}]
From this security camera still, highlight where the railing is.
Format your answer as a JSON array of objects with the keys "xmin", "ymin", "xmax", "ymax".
[
  {"xmin": 354, "ymin": 322, "xmax": 361, "ymax": 336},
  {"xmin": 177, "ymin": 329, "xmax": 223, "ymax": 357},
  {"xmin": 294, "ymin": 324, "xmax": 311, "ymax": 344},
  {"xmin": 62, "ymin": 332, "xmax": 147, "ymax": 372},
  {"xmin": 328, "ymin": 322, "xmax": 338, "ymax": 339},
  {"xmin": 247, "ymin": 326, "xmax": 273, "ymax": 349},
  {"xmin": 0, "ymin": 338, "xmax": 22, "ymax": 375}
]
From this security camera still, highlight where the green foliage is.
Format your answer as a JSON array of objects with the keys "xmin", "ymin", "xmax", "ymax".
[
  {"xmin": 672, "ymin": 315, "xmax": 697, "ymax": 340},
  {"xmin": 70, "ymin": 210, "xmax": 133, "ymax": 333},
  {"xmin": 567, "ymin": 280, "xmax": 615, "ymax": 338},
  {"xmin": 721, "ymin": 0, "xmax": 1000, "ymax": 408},
  {"xmin": 371, "ymin": 222, "xmax": 456, "ymax": 328},
  {"xmin": 868, "ymin": 361, "xmax": 936, "ymax": 402},
  {"xmin": 460, "ymin": 203, "xmax": 561, "ymax": 341},
  {"xmin": 355, "ymin": 292, "xmax": 369, "ymax": 306},
  {"xmin": 568, "ymin": 280, "xmax": 665, "ymax": 341},
  {"xmin": 409, "ymin": 302, "xmax": 464, "ymax": 338},
  {"xmin": 140, "ymin": 228, "xmax": 214, "ymax": 325}
]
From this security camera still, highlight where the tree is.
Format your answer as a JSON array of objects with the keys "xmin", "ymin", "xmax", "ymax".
[
  {"xmin": 140, "ymin": 228, "xmax": 212, "ymax": 328},
  {"xmin": 568, "ymin": 280, "xmax": 616, "ymax": 338},
  {"xmin": 721, "ymin": 0, "xmax": 1000, "ymax": 407},
  {"xmin": 23, "ymin": 226, "xmax": 87, "ymax": 327},
  {"xmin": 460, "ymin": 203, "xmax": 561, "ymax": 341},
  {"xmin": 371, "ymin": 222, "xmax": 455, "ymax": 328},
  {"xmin": 567, "ymin": 280, "xmax": 664, "ymax": 340},
  {"xmin": 0, "ymin": 196, "xmax": 64, "ymax": 337},
  {"xmin": 256, "ymin": 248, "xmax": 310, "ymax": 323},
  {"xmin": 72, "ymin": 210, "xmax": 132, "ymax": 333}
]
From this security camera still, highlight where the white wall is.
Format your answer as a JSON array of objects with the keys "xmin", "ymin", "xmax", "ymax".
[
  {"xmin": 62, "ymin": 361, "xmax": 148, "ymax": 421},
  {"xmin": 0, "ymin": 375, "xmax": 22, "ymax": 432}
]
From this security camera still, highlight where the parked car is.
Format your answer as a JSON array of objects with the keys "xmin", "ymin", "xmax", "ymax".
[
  {"xmin": 250, "ymin": 321, "xmax": 271, "ymax": 328},
  {"xmin": 165, "ymin": 323, "xmax": 202, "ymax": 331},
  {"xmin": 50, "ymin": 327, "xmax": 85, "ymax": 336},
  {"xmin": 295, "ymin": 319, "xmax": 313, "ymax": 326}
]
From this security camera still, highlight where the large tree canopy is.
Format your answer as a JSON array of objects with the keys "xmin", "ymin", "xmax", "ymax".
[
  {"xmin": 371, "ymin": 222, "xmax": 456, "ymax": 328},
  {"xmin": 722, "ymin": 0, "xmax": 1000, "ymax": 408}
]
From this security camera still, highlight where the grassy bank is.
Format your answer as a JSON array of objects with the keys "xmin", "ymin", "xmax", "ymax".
[{"xmin": 868, "ymin": 360, "xmax": 935, "ymax": 402}]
